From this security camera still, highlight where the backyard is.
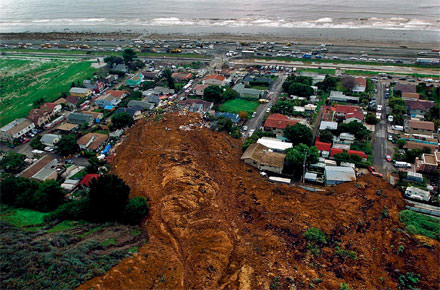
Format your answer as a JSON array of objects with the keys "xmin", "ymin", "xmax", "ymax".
[
  {"xmin": 0, "ymin": 58, "xmax": 96, "ymax": 126},
  {"xmin": 219, "ymin": 98, "xmax": 260, "ymax": 115}
]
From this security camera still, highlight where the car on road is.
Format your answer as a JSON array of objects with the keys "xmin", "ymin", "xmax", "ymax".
[
  {"xmin": 242, "ymin": 126, "xmax": 248, "ymax": 131},
  {"xmin": 377, "ymin": 105, "xmax": 382, "ymax": 111},
  {"xmin": 388, "ymin": 134, "xmax": 393, "ymax": 142},
  {"xmin": 388, "ymin": 115, "xmax": 393, "ymax": 122},
  {"xmin": 371, "ymin": 171, "xmax": 384, "ymax": 178},
  {"xmin": 385, "ymin": 155, "xmax": 392, "ymax": 162},
  {"xmin": 65, "ymin": 159, "xmax": 74, "ymax": 164},
  {"xmin": 368, "ymin": 166, "xmax": 376, "ymax": 173},
  {"xmin": 376, "ymin": 112, "xmax": 381, "ymax": 119},
  {"xmin": 266, "ymin": 107, "xmax": 271, "ymax": 113},
  {"xmin": 252, "ymin": 112, "xmax": 256, "ymax": 118},
  {"xmin": 248, "ymin": 129, "xmax": 255, "ymax": 137},
  {"xmin": 22, "ymin": 138, "xmax": 31, "ymax": 144}
]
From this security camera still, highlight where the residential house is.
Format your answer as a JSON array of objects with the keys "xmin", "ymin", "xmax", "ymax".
[
  {"xmin": 0, "ymin": 118, "xmax": 35, "ymax": 142},
  {"xmin": 77, "ymin": 133, "xmax": 108, "ymax": 151},
  {"xmin": 40, "ymin": 102, "xmax": 62, "ymax": 115},
  {"xmin": 83, "ymin": 80, "xmax": 105, "ymax": 92},
  {"xmin": 143, "ymin": 86, "xmax": 175, "ymax": 97},
  {"xmin": 128, "ymin": 100, "xmax": 155, "ymax": 111},
  {"xmin": 298, "ymin": 72, "xmax": 325, "ymax": 85},
  {"xmin": 243, "ymin": 74, "xmax": 274, "ymax": 86},
  {"xmin": 329, "ymin": 91, "xmax": 359, "ymax": 103},
  {"xmin": 408, "ymin": 120, "xmax": 435, "ymax": 134},
  {"xmin": 405, "ymin": 141, "xmax": 438, "ymax": 153},
  {"xmin": 264, "ymin": 113, "xmax": 299, "ymax": 136},
  {"xmin": 204, "ymin": 74, "xmax": 226, "ymax": 86},
  {"xmin": 65, "ymin": 95, "xmax": 81, "ymax": 109},
  {"xmin": 241, "ymin": 143, "xmax": 285, "ymax": 174},
  {"xmin": 216, "ymin": 112, "xmax": 240, "ymax": 124},
  {"xmin": 232, "ymin": 83, "xmax": 262, "ymax": 98},
  {"xmin": 395, "ymin": 83, "xmax": 416, "ymax": 94},
  {"xmin": 402, "ymin": 92, "xmax": 420, "ymax": 100},
  {"xmin": 27, "ymin": 108, "xmax": 51, "ymax": 127},
  {"xmin": 105, "ymin": 74, "xmax": 119, "ymax": 84},
  {"xmin": 193, "ymin": 84, "xmax": 209, "ymax": 96},
  {"xmin": 416, "ymin": 153, "xmax": 439, "ymax": 172},
  {"xmin": 315, "ymin": 139, "xmax": 332, "ymax": 157},
  {"xmin": 172, "ymin": 72, "xmax": 193, "ymax": 82},
  {"xmin": 404, "ymin": 186, "xmax": 431, "ymax": 202},
  {"xmin": 352, "ymin": 77, "xmax": 367, "ymax": 93},
  {"xmin": 95, "ymin": 90, "xmax": 127, "ymax": 108},
  {"xmin": 82, "ymin": 111, "xmax": 104, "ymax": 123},
  {"xmin": 178, "ymin": 99, "xmax": 214, "ymax": 114},
  {"xmin": 19, "ymin": 154, "xmax": 59, "ymax": 182},
  {"xmin": 40, "ymin": 134, "xmax": 61, "ymax": 147},
  {"xmin": 319, "ymin": 121, "xmax": 338, "ymax": 131},
  {"xmin": 112, "ymin": 63, "xmax": 127, "ymax": 73},
  {"xmin": 67, "ymin": 112, "xmax": 94, "ymax": 126},
  {"xmin": 114, "ymin": 107, "xmax": 142, "ymax": 119},
  {"xmin": 142, "ymin": 71, "xmax": 160, "ymax": 81},
  {"xmin": 145, "ymin": 95, "xmax": 161, "ymax": 106},
  {"xmin": 324, "ymin": 166, "xmax": 356, "ymax": 185},
  {"xmin": 334, "ymin": 133, "xmax": 356, "ymax": 144},
  {"xmin": 69, "ymin": 87, "xmax": 92, "ymax": 97},
  {"xmin": 126, "ymin": 73, "xmax": 144, "ymax": 87},
  {"xmin": 256, "ymin": 137, "xmax": 293, "ymax": 153},
  {"xmin": 332, "ymin": 104, "xmax": 364, "ymax": 123},
  {"xmin": 405, "ymin": 99, "xmax": 435, "ymax": 116}
]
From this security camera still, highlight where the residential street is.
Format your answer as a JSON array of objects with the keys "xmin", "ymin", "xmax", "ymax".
[{"xmin": 372, "ymin": 81, "xmax": 387, "ymax": 172}]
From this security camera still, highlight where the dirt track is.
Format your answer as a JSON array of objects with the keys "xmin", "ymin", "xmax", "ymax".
[{"xmin": 79, "ymin": 112, "xmax": 439, "ymax": 290}]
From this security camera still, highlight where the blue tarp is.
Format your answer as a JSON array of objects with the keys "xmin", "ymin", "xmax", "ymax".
[{"xmin": 101, "ymin": 144, "xmax": 111, "ymax": 155}]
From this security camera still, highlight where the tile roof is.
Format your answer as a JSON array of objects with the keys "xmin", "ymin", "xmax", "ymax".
[
  {"xmin": 405, "ymin": 99, "xmax": 435, "ymax": 111},
  {"xmin": 241, "ymin": 143, "xmax": 285, "ymax": 169},
  {"xmin": 409, "ymin": 120, "xmax": 435, "ymax": 131},
  {"xmin": 264, "ymin": 114, "xmax": 299, "ymax": 129},
  {"xmin": 315, "ymin": 139, "xmax": 332, "ymax": 152},
  {"xmin": 354, "ymin": 77, "xmax": 366, "ymax": 87},
  {"xmin": 66, "ymin": 95, "xmax": 81, "ymax": 105},
  {"xmin": 204, "ymin": 74, "xmax": 226, "ymax": 81},
  {"xmin": 77, "ymin": 133, "xmax": 108, "ymax": 151},
  {"xmin": 402, "ymin": 92, "xmax": 420, "ymax": 99},
  {"xmin": 395, "ymin": 83, "xmax": 416, "ymax": 93},
  {"xmin": 105, "ymin": 90, "xmax": 128, "ymax": 99}
]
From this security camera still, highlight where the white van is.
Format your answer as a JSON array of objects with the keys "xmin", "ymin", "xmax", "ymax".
[
  {"xmin": 393, "ymin": 161, "xmax": 411, "ymax": 168},
  {"xmin": 392, "ymin": 125, "xmax": 404, "ymax": 131}
]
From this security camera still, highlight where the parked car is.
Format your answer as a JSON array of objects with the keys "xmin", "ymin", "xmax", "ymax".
[
  {"xmin": 388, "ymin": 134, "xmax": 393, "ymax": 142},
  {"xmin": 368, "ymin": 166, "xmax": 376, "ymax": 173},
  {"xmin": 252, "ymin": 112, "xmax": 256, "ymax": 118},
  {"xmin": 385, "ymin": 155, "xmax": 392, "ymax": 162},
  {"xmin": 242, "ymin": 126, "xmax": 248, "ymax": 131},
  {"xmin": 371, "ymin": 171, "xmax": 384, "ymax": 178},
  {"xmin": 388, "ymin": 115, "xmax": 393, "ymax": 122},
  {"xmin": 22, "ymin": 138, "xmax": 31, "ymax": 144}
]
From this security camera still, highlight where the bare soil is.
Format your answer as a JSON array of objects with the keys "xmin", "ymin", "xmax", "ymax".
[{"xmin": 79, "ymin": 112, "xmax": 439, "ymax": 290}]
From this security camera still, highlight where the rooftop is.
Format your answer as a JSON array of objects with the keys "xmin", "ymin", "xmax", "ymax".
[
  {"xmin": 409, "ymin": 120, "xmax": 435, "ymax": 131},
  {"xmin": 325, "ymin": 166, "xmax": 356, "ymax": 182},
  {"xmin": 257, "ymin": 137, "xmax": 293, "ymax": 152},
  {"xmin": 264, "ymin": 113, "xmax": 298, "ymax": 129},
  {"xmin": 241, "ymin": 143, "xmax": 285, "ymax": 169}
]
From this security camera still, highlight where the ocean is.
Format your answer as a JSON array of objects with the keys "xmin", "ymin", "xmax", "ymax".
[{"xmin": 0, "ymin": 0, "xmax": 439, "ymax": 43}]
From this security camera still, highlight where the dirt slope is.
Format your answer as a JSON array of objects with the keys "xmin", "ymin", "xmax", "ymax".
[{"xmin": 79, "ymin": 112, "xmax": 439, "ymax": 290}]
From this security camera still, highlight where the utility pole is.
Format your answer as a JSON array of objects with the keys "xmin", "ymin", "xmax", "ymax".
[{"xmin": 302, "ymin": 148, "xmax": 309, "ymax": 184}]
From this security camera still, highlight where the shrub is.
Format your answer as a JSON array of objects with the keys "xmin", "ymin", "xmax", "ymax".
[
  {"xmin": 123, "ymin": 197, "xmax": 149, "ymax": 225},
  {"xmin": 304, "ymin": 227, "xmax": 327, "ymax": 245},
  {"xmin": 398, "ymin": 272, "xmax": 420, "ymax": 290},
  {"xmin": 399, "ymin": 210, "xmax": 440, "ymax": 240},
  {"xmin": 335, "ymin": 247, "xmax": 357, "ymax": 261}
]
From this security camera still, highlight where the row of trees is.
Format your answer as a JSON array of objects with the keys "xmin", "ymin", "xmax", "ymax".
[
  {"xmin": 282, "ymin": 75, "xmax": 314, "ymax": 98},
  {"xmin": 0, "ymin": 174, "xmax": 149, "ymax": 225},
  {"xmin": 203, "ymin": 85, "xmax": 239, "ymax": 104}
]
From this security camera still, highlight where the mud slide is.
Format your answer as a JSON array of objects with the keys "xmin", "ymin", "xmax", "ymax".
[{"xmin": 79, "ymin": 112, "xmax": 439, "ymax": 290}]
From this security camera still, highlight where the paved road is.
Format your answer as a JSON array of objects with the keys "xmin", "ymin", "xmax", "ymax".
[
  {"xmin": 372, "ymin": 81, "xmax": 386, "ymax": 172},
  {"xmin": 246, "ymin": 74, "xmax": 287, "ymax": 135}
]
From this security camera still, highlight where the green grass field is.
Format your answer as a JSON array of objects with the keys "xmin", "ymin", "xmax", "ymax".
[
  {"xmin": 0, "ymin": 205, "xmax": 49, "ymax": 228},
  {"xmin": 399, "ymin": 210, "xmax": 440, "ymax": 240},
  {"xmin": 220, "ymin": 98, "xmax": 260, "ymax": 115},
  {"xmin": 0, "ymin": 58, "xmax": 96, "ymax": 126}
]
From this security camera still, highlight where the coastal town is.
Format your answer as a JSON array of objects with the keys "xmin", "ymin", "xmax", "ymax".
[
  {"xmin": 1, "ymin": 38, "xmax": 439, "ymax": 216},
  {"xmin": 1, "ymin": 35, "xmax": 439, "ymax": 289}
]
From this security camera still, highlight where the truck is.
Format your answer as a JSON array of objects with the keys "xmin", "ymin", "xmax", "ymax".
[{"xmin": 393, "ymin": 161, "xmax": 411, "ymax": 168}]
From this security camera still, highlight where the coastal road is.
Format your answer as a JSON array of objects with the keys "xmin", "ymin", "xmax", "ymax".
[{"xmin": 245, "ymin": 74, "xmax": 287, "ymax": 135}]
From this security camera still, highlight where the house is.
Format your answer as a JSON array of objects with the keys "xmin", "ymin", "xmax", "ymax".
[
  {"xmin": 193, "ymin": 84, "xmax": 209, "ymax": 96},
  {"xmin": 125, "ymin": 73, "xmax": 144, "ymax": 87},
  {"xmin": 264, "ymin": 114, "xmax": 299, "ymax": 136},
  {"xmin": 82, "ymin": 111, "xmax": 104, "ymax": 123},
  {"xmin": 330, "ymin": 148, "xmax": 367, "ymax": 159},
  {"xmin": 77, "ymin": 133, "xmax": 108, "ymax": 151},
  {"xmin": 204, "ymin": 74, "xmax": 226, "ymax": 86},
  {"xmin": 257, "ymin": 137, "xmax": 293, "ymax": 153},
  {"xmin": 243, "ymin": 74, "xmax": 274, "ymax": 86},
  {"xmin": 128, "ymin": 100, "xmax": 155, "ymax": 110},
  {"xmin": 298, "ymin": 72, "xmax": 325, "ymax": 85},
  {"xmin": 40, "ymin": 102, "xmax": 62, "ymax": 115},
  {"xmin": 216, "ymin": 112, "xmax": 240, "ymax": 124},
  {"xmin": 405, "ymin": 99, "xmax": 435, "ymax": 116},
  {"xmin": 416, "ymin": 153, "xmax": 440, "ymax": 172},
  {"xmin": 142, "ymin": 71, "xmax": 160, "ymax": 80},
  {"xmin": 114, "ymin": 107, "xmax": 142, "ymax": 119},
  {"xmin": 112, "ymin": 63, "xmax": 127, "ymax": 73},
  {"xmin": 105, "ymin": 74, "xmax": 119, "ymax": 84},
  {"xmin": 145, "ymin": 95, "xmax": 161, "ymax": 106},
  {"xmin": 79, "ymin": 174, "xmax": 100, "ymax": 187},
  {"xmin": 241, "ymin": 143, "xmax": 285, "ymax": 174},
  {"xmin": 408, "ymin": 120, "xmax": 435, "ymax": 134},
  {"xmin": 83, "ymin": 80, "xmax": 105, "ymax": 92},
  {"xmin": 172, "ymin": 72, "xmax": 193, "ymax": 82},
  {"xmin": 232, "ymin": 83, "xmax": 262, "ymax": 98},
  {"xmin": 69, "ymin": 87, "xmax": 92, "ymax": 97},
  {"xmin": 61, "ymin": 179, "xmax": 80, "ymax": 192},
  {"xmin": 54, "ymin": 122, "xmax": 79, "ymax": 133},
  {"xmin": 334, "ymin": 133, "xmax": 356, "ymax": 144},
  {"xmin": 405, "ymin": 141, "xmax": 438, "ymax": 153},
  {"xmin": 332, "ymin": 104, "xmax": 364, "ymax": 123},
  {"xmin": 395, "ymin": 83, "xmax": 416, "ymax": 94},
  {"xmin": 353, "ymin": 77, "xmax": 367, "ymax": 93},
  {"xmin": 143, "ymin": 86, "xmax": 175, "ymax": 97},
  {"xmin": 329, "ymin": 91, "xmax": 359, "ymax": 103},
  {"xmin": 0, "ymin": 118, "xmax": 35, "ymax": 142},
  {"xmin": 40, "ymin": 134, "xmax": 61, "ymax": 147},
  {"xmin": 402, "ymin": 92, "xmax": 420, "ymax": 100},
  {"xmin": 404, "ymin": 186, "xmax": 431, "ymax": 202},
  {"xmin": 65, "ymin": 95, "xmax": 81, "ymax": 109},
  {"xmin": 178, "ymin": 99, "xmax": 214, "ymax": 114},
  {"xmin": 19, "ymin": 154, "xmax": 59, "ymax": 182},
  {"xmin": 324, "ymin": 166, "xmax": 356, "ymax": 185},
  {"xmin": 315, "ymin": 139, "xmax": 332, "ymax": 156},
  {"xmin": 67, "ymin": 112, "xmax": 94, "ymax": 126},
  {"xmin": 319, "ymin": 121, "xmax": 338, "ymax": 131},
  {"xmin": 95, "ymin": 90, "xmax": 127, "ymax": 108},
  {"xmin": 27, "ymin": 108, "xmax": 51, "ymax": 127}
]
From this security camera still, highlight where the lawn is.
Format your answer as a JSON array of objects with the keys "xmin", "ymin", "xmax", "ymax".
[
  {"xmin": 0, "ymin": 58, "xmax": 96, "ymax": 126},
  {"xmin": 399, "ymin": 210, "xmax": 440, "ymax": 240},
  {"xmin": 297, "ymin": 68, "xmax": 336, "ymax": 75},
  {"xmin": 0, "ymin": 205, "xmax": 49, "ymax": 228},
  {"xmin": 220, "ymin": 98, "xmax": 260, "ymax": 115}
]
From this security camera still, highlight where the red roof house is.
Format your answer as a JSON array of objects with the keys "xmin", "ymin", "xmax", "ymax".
[
  {"xmin": 79, "ymin": 174, "xmax": 100, "ymax": 187},
  {"xmin": 264, "ymin": 114, "xmax": 299, "ymax": 130},
  {"xmin": 315, "ymin": 139, "xmax": 332, "ymax": 152}
]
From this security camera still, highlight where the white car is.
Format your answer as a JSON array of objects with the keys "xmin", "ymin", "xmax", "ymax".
[
  {"xmin": 388, "ymin": 115, "xmax": 394, "ymax": 122},
  {"xmin": 252, "ymin": 112, "xmax": 256, "ymax": 118},
  {"xmin": 376, "ymin": 112, "xmax": 382, "ymax": 119},
  {"xmin": 248, "ymin": 129, "xmax": 255, "ymax": 137},
  {"xmin": 266, "ymin": 107, "xmax": 271, "ymax": 113},
  {"xmin": 377, "ymin": 105, "xmax": 382, "ymax": 111},
  {"xmin": 243, "ymin": 126, "xmax": 248, "ymax": 131}
]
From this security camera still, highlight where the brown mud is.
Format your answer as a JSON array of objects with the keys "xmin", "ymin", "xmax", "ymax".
[{"xmin": 79, "ymin": 112, "xmax": 439, "ymax": 290}]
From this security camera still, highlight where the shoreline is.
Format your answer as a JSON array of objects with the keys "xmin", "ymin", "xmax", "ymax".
[{"xmin": 0, "ymin": 31, "xmax": 438, "ymax": 50}]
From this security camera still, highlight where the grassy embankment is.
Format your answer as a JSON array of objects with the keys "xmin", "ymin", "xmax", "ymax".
[
  {"xmin": 220, "ymin": 98, "xmax": 260, "ymax": 115},
  {"xmin": 0, "ymin": 58, "xmax": 96, "ymax": 127}
]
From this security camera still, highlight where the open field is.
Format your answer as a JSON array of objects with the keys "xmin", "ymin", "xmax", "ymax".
[
  {"xmin": 220, "ymin": 98, "xmax": 259, "ymax": 115},
  {"xmin": 0, "ymin": 58, "xmax": 96, "ymax": 126}
]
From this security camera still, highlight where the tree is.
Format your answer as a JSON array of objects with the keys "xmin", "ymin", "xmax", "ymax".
[
  {"xmin": 425, "ymin": 103, "xmax": 440, "ymax": 122},
  {"xmin": 122, "ymin": 48, "xmax": 136, "ymax": 64},
  {"xmin": 216, "ymin": 116, "xmax": 233, "ymax": 132},
  {"xmin": 365, "ymin": 113, "xmax": 378, "ymax": 125},
  {"xmin": 0, "ymin": 176, "xmax": 39, "ymax": 208},
  {"xmin": 319, "ymin": 129, "xmax": 333, "ymax": 143},
  {"xmin": 111, "ymin": 112, "xmax": 134, "ymax": 129},
  {"xmin": 287, "ymin": 82, "xmax": 314, "ymax": 98},
  {"xmin": 223, "ymin": 88, "xmax": 239, "ymax": 101},
  {"xmin": 316, "ymin": 75, "xmax": 338, "ymax": 92},
  {"xmin": 238, "ymin": 111, "xmax": 248, "ymax": 120},
  {"xmin": 89, "ymin": 174, "xmax": 130, "ymax": 222},
  {"xmin": 123, "ymin": 197, "xmax": 149, "ymax": 225},
  {"xmin": 285, "ymin": 144, "xmax": 319, "ymax": 169},
  {"xmin": 337, "ymin": 121, "xmax": 370, "ymax": 140},
  {"xmin": 284, "ymin": 123, "xmax": 313, "ymax": 146},
  {"xmin": 203, "ymin": 85, "xmax": 223, "ymax": 104},
  {"xmin": 32, "ymin": 180, "xmax": 66, "ymax": 212},
  {"xmin": 162, "ymin": 67, "xmax": 175, "ymax": 90},
  {"xmin": 104, "ymin": 55, "xmax": 123, "ymax": 66},
  {"xmin": 341, "ymin": 76, "xmax": 356, "ymax": 91},
  {"xmin": 33, "ymin": 97, "xmax": 45, "ymax": 108},
  {"xmin": 30, "ymin": 137, "xmax": 45, "ymax": 150},
  {"xmin": 0, "ymin": 152, "xmax": 26, "ymax": 173},
  {"xmin": 56, "ymin": 134, "xmax": 80, "ymax": 156}
]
